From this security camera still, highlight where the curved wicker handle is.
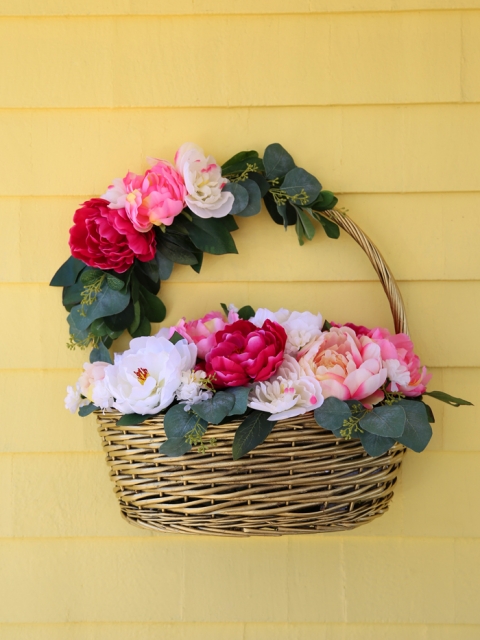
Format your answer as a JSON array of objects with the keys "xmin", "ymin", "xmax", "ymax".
[{"xmin": 322, "ymin": 210, "xmax": 409, "ymax": 336}]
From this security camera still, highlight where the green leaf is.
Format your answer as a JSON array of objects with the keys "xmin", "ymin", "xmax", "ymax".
[
  {"xmin": 164, "ymin": 405, "xmax": 208, "ymax": 438},
  {"xmin": 295, "ymin": 217, "xmax": 305, "ymax": 246},
  {"xmin": 322, "ymin": 319, "xmax": 332, "ymax": 330},
  {"xmin": 247, "ymin": 172, "xmax": 270, "ymax": 197},
  {"xmin": 169, "ymin": 331, "xmax": 185, "ymax": 345},
  {"xmin": 218, "ymin": 215, "xmax": 239, "ymax": 232},
  {"xmin": 70, "ymin": 284, "xmax": 130, "ymax": 331},
  {"xmin": 136, "ymin": 259, "xmax": 160, "ymax": 285},
  {"xmin": 156, "ymin": 251, "xmax": 174, "ymax": 280},
  {"xmin": 225, "ymin": 386, "xmax": 250, "ymax": 416},
  {"xmin": 128, "ymin": 301, "xmax": 141, "ymax": 335},
  {"xmin": 222, "ymin": 182, "xmax": 249, "ymax": 215},
  {"xmin": 190, "ymin": 248, "xmax": 204, "ymax": 274},
  {"xmin": 116, "ymin": 413, "xmax": 151, "ymax": 426},
  {"xmin": 62, "ymin": 282, "xmax": 84, "ymax": 310},
  {"xmin": 78, "ymin": 403, "xmax": 97, "ymax": 417},
  {"xmin": 192, "ymin": 392, "xmax": 236, "ymax": 424},
  {"xmin": 238, "ymin": 305, "xmax": 255, "ymax": 320},
  {"xmin": 317, "ymin": 213, "xmax": 340, "ymax": 239},
  {"xmin": 157, "ymin": 235, "xmax": 199, "ymax": 265},
  {"xmin": 424, "ymin": 403, "xmax": 435, "ymax": 423},
  {"xmin": 359, "ymin": 404, "xmax": 406, "ymax": 438},
  {"xmin": 140, "ymin": 287, "xmax": 166, "ymax": 323},
  {"xmin": 263, "ymin": 143, "xmax": 295, "ymax": 180},
  {"xmin": 106, "ymin": 274, "xmax": 125, "ymax": 291},
  {"xmin": 134, "ymin": 264, "xmax": 160, "ymax": 295},
  {"xmin": 89, "ymin": 318, "xmax": 110, "ymax": 337},
  {"xmin": 357, "ymin": 430, "xmax": 396, "ymax": 457},
  {"xmin": 296, "ymin": 206, "xmax": 316, "ymax": 241},
  {"xmin": 220, "ymin": 303, "xmax": 229, "ymax": 316},
  {"xmin": 67, "ymin": 311, "xmax": 90, "ymax": 343},
  {"xmin": 183, "ymin": 216, "xmax": 238, "ymax": 255},
  {"xmin": 80, "ymin": 268, "xmax": 104, "ymax": 285},
  {"xmin": 263, "ymin": 191, "xmax": 284, "ymax": 225},
  {"xmin": 423, "ymin": 390, "xmax": 473, "ymax": 407},
  {"xmin": 232, "ymin": 411, "xmax": 275, "ymax": 460},
  {"xmin": 396, "ymin": 400, "xmax": 433, "ymax": 452},
  {"xmin": 281, "ymin": 167, "xmax": 322, "ymax": 206},
  {"xmin": 310, "ymin": 190, "xmax": 338, "ymax": 212},
  {"xmin": 50, "ymin": 256, "xmax": 85, "ymax": 287},
  {"xmin": 314, "ymin": 397, "xmax": 352, "ymax": 434},
  {"xmin": 130, "ymin": 314, "xmax": 151, "ymax": 339},
  {"xmin": 222, "ymin": 150, "xmax": 261, "ymax": 175},
  {"xmin": 105, "ymin": 301, "xmax": 135, "ymax": 332},
  {"xmin": 160, "ymin": 437, "xmax": 192, "ymax": 457},
  {"xmin": 90, "ymin": 341, "xmax": 112, "ymax": 364},
  {"xmin": 233, "ymin": 179, "xmax": 262, "ymax": 218}
]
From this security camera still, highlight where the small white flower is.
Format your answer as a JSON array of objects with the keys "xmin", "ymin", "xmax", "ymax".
[
  {"xmin": 250, "ymin": 308, "xmax": 323, "ymax": 354},
  {"xmin": 91, "ymin": 379, "xmax": 114, "ymax": 411},
  {"xmin": 248, "ymin": 355, "xmax": 324, "ymax": 421},
  {"xmin": 385, "ymin": 358, "xmax": 410, "ymax": 391},
  {"xmin": 176, "ymin": 369, "xmax": 213, "ymax": 411},
  {"xmin": 175, "ymin": 142, "xmax": 234, "ymax": 219},
  {"xmin": 250, "ymin": 307, "xmax": 290, "ymax": 327},
  {"xmin": 64, "ymin": 383, "xmax": 89, "ymax": 414}
]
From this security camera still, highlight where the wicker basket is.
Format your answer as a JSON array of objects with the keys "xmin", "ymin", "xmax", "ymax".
[{"xmin": 97, "ymin": 209, "xmax": 408, "ymax": 536}]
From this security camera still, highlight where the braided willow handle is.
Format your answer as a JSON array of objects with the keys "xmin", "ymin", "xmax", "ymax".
[{"xmin": 322, "ymin": 210, "xmax": 409, "ymax": 336}]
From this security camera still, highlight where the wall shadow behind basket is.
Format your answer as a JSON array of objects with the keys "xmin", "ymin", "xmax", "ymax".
[{"xmin": 96, "ymin": 210, "xmax": 408, "ymax": 537}]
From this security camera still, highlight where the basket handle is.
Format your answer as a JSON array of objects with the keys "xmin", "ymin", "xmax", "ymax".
[{"xmin": 322, "ymin": 209, "xmax": 408, "ymax": 336}]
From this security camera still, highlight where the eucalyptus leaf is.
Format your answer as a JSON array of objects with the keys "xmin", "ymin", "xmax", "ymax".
[
  {"xmin": 310, "ymin": 190, "xmax": 338, "ymax": 212},
  {"xmin": 80, "ymin": 268, "xmax": 104, "ymax": 285},
  {"xmin": 247, "ymin": 172, "xmax": 270, "ymax": 197},
  {"xmin": 222, "ymin": 150, "xmax": 261, "ymax": 175},
  {"xmin": 62, "ymin": 282, "xmax": 84, "ymax": 310},
  {"xmin": 359, "ymin": 404, "xmax": 406, "ymax": 438},
  {"xmin": 233, "ymin": 179, "xmax": 262, "ymax": 218},
  {"xmin": 232, "ymin": 411, "xmax": 275, "ymax": 460},
  {"xmin": 50, "ymin": 256, "xmax": 85, "ymax": 287},
  {"xmin": 281, "ymin": 167, "xmax": 322, "ymax": 206},
  {"xmin": 263, "ymin": 143, "xmax": 295, "ymax": 180},
  {"xmin": 295, "ymin": 217, "xmax": 305, "ymax": 246},
  {"xmin": 164, "ymin": 405, "xmax": 208, "ymax": 438},
  {"xmin": 106, "ymin": 274, "xmax": 125, "ymax": 290},
  {"xmin": 263, "ymin": 191, "xmax": 284, "ymax": 225},
  {"xmin": 160, "ymin": 437, "xmax": 192, "ymax": 457},
  {"xmin": 90, "ymin": 341, "xmax": 112, "ymax": 364},
  {"xmin": 89, "ymin": 318, "xmax": 110, "ymax": 337},
  {"xmin": 139, "ymin": 287, "xmax": 166, "ymax": 323},
  {"xmin": 105, "ymin": 301, "xmax": 135, "ymax": 332},
  {"xmin": 225, "ymin": 386, "xmax": 250, "ymax": 416},
  {"xmin": 295, "ymin": 206, "xmax": 316, "ymax": 241},
  {"xmin": 78, "ymin": 403, "xmax": 97, "ymax": 417},
  {"xmin": 116, "ymin": 413, "xmax": 151, "ymax": 426},
  {"xmin": 128, "ymin": 301, "xmax": 141, "ymax": 335},
  {"xmin": 222, "ymin": 182, "xmax": 249, "ymax": 215},
  {"xmin": 316, "ymin": 213, "xmax": 340, "ymax": 239},
  {"xmin": 423, "ymin": 390, "xmax": 473, "ymax": 407},
  {"xmin": 70, "ymin": 283, "xmax": 130, "ymax": 331},
  {"xmin": 357, "ymin": 430, "xmax": 396, "ymax": 457},
  {"xmin": 130, "ymin": 314, "xmax": 151, "ymax": 339},
  {"xmin": 396, "ymin": 400, "xmax": 433, "ymax": 452},
  {"xmin": 424, "ymin": 403, "xmax": 435, "ymax": 423},
  {"xmin": 192, "ymin": 392, "xmax": 236, "ymax": 424},
  {"xmin": 314, "ymin": 397, "xmax": 352, "ymax": 434}
]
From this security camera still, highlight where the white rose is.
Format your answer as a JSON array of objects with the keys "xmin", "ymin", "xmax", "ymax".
[
  {"xmin": 248, "ymin": 355, "xmax": 324, "ymax": 421},
  {"xmin": 174, "ymin": 142, "xmax": 234, "ymax": 218},
  {"xmin": 105, "ymin": 336, "xmax": 197, "ymax": 415}
]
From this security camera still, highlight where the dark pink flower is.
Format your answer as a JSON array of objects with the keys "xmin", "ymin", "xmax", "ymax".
[{"xmin": 205, "ymin": 320, "xmax": 287, "ymax": 389}]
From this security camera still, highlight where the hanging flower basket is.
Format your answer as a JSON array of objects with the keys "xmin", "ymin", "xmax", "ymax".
[{"xmin": 52, "ymin": 143, "xmax": 471, "ymax": 536}]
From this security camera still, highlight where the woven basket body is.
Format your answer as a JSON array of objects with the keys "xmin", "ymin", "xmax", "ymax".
[
  {"xmin": 96, "ymin": 210, "xmax": 409, "ymax": 536},
  {"xmin": 97, "ymin": 412, "xmax": 404, "ymax": 536}
]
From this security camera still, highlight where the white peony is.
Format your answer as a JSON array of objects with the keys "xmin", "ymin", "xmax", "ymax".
[
  {"xmin": 176, "ymin": 369, "xmax": 213, "ymax": 411},
  {"xmin": 250, "ymin": 308, "xmax": 323, "ymax": 355},
  {"xmin": 64, "ymin": 383, "xmax": 89, "ymax": 414},
  {"xmin": 174, "ymin": 142, "xmax": 234, "ymax": 218},
  {"xmin": 248, "ymin": 355, "xmax": 324, "ymax": 421},
  {"xmin": 104, "ymin": 336, "xmax": 197, "ymax": 415}
]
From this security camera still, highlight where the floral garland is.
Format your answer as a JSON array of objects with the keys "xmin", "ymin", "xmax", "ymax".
[{"xmin": 53, "ymin": 143, "xmax": 471, "ymax": 459}]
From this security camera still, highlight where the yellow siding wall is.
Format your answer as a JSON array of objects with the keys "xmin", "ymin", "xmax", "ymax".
[{"xmin": 1, "ymin": 1, "xmax": 480, "ymax": 637}]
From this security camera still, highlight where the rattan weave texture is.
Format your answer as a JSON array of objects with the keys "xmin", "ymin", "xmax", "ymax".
[{"xmin": 96, "ymin": 209, "xmax": 408, "ymax": 536}]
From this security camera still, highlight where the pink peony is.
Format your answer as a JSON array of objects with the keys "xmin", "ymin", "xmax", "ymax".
[
  {"xmin": 330, "ymin": 321, "xmax": 371, "ymax": 337},
  {"xmin": 368, "ymin": 328, "xmax": 432, "ymax": 396},
  {"xmin": 69, "ymin": 198, "xmax": 157, "ymax": 273},
  {"xmin": 298, "ymin": 326, "xmax": 387, "ymax": 408},
  {"xmin": 205, "ymin": 320, "xmax": 287, "ymax": 389},
  {"xmin": 78, "ymin": 361, "xmax": 109, "ymax": 402},
  {"xmin": 102, "ymin": 161, "xmax": 186, "ymax": 231},
  {"xmin": 172, "ymin": 310, "xmax": 239, "ymax": 360}
]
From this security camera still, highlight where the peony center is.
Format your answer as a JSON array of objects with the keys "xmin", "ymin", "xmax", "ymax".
[{"xmin": 134, "ymin": 367, "xmax": 149, "ymax": 385}]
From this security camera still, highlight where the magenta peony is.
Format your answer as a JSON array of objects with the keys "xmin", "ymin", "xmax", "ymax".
[
  {"xmin": 69, "ymin": 198, "xmax": 156, "ymax": 273},
  {"xmin": 205, "ymin": 319, "xmax": 287, "ymax": 388}
]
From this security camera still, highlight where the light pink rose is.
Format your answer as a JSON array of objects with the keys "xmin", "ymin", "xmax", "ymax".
[
  {"xmin": 368, "ymin": 328, "xmax": 432, "ymax": 396},
  {"xmin": 298, "ymin": 326, "xmax": 387, "ymax": 408},
  {"xmin": 102, "ymin": 161, "xmax": 186, "ymax": 231},
  {"xmin": 172, "ymin": 310, "xmax": 239, "ymax": 360},
  {"xmin": 78, "ymin": 361, "xmax": 109, "ymax": 402}
]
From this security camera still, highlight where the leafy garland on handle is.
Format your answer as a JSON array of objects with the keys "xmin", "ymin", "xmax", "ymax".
[{"xmin": 53, "ymin": 142, "xmax": 472, "ymax": 460}]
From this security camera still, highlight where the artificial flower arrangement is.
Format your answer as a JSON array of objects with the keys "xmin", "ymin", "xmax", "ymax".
[{"xmin": 52, "ymin": 142, "xmax": 471, "ymax": 461}]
